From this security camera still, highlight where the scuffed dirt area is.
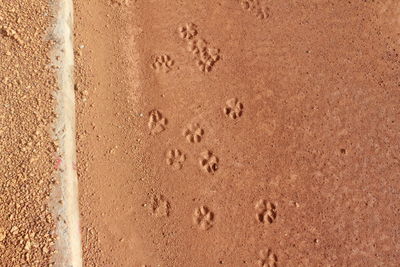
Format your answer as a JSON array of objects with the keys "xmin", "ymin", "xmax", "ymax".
[{"xmin": 0, "ymin": 0, "xmax": 57, "ymax": 266}]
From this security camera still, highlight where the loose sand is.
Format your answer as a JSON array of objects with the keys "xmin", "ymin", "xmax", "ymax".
[
  {"xmin": 0, "ymin": 0, "xmax": 57, "ymax": 266},
  {"xmin": 7, "ymin": 0, "xmax": 397, "ymax": 266}
]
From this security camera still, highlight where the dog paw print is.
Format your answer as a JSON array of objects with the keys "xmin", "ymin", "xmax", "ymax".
[
  {"xmin": 180, "ymin": 24, "xmax": 221, "ymax": 73},
  {"xmin": 187, "ymin": 39, "xmax": 208, "ymax": 55},
  {"xmin": 151, "ymin": 55, "xmax": 174, "ymax": 73},
  {"xmin": 196, "ymin": 49, "xmax": 220, "ymax": 72},
  {"xmin": 240, "ymin": 0, "xmax": 270, "ymax": 20},
  {"xmin": 255, "ymin": 200, "xmax": 277, "ymax": 224},
  {"xmin": 150, "ymin": 194, "xmax": 170, "ymax": 217},
  {"xmin": 178, "ymin": 23, "xmax": 198, "ymax": 40},
  {"xmin": 224, "ymin": 98, "xmax": 243, "ymax": 119},
  {"xmin": 197, "ymin": 59, "xmax": 214, "ymax": 73},
  {"xmin": 257, "ymin": 248, "xmax": 278, "ymax": 267},
  {"xmin": 199, "ymin": 151, "xmax": 219, "ymax": 174},
  {"xmin": 201, "ymin": 48, "xmax": 220, "ymax": 62},
  {"xmin": 183, "ymin": 123, "xmax": 204, "ymax": 143},
  {"xmin": 241, "ymin": 0, "xmax": 256, "ymax": 10},
  {"xmin": 148, "ymin": 110, "xmax": 167, "ymax": 135},
  {"xmin": 255, "ymin": 7, "xmax": 270, "ymax": 19},
  {"xmin": 166, "ymin": 149, "xmax": 186, "ymax": 170},
  {"xmin": 193, "ymin": 206, "xmax": 214, "ymax": 230}
]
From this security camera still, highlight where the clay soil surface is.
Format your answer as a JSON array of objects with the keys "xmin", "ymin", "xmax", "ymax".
[{"xmin": 75, "ymin": 0, "xmax": 400, "ymax": 266}]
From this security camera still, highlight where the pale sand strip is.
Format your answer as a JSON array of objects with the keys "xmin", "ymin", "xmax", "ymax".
[{"xmin": 51, "ymin": 0, "xmax": 83, "ymax": 266}]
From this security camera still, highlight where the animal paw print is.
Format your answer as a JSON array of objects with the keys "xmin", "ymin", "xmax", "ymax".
[
  {"xmin": 257, "ymin": 248, "xmax": 278, "ymax": 267},
  {"xmin": 199, "ymin": 151, "xmax": 219, "ymax": 174},
  {"xmin": 178, "ymin": 23, "xmax": 198, "ymax": 40},
  {"xmin": 183, "ymin": 123, "xmax": 204, "ymax": 143},
  {"xmin": 193, "ymin": 206, "xmax": 214, "ymax": 230},
  {"xmin": 148, "ymin": 110, "xmax": 167, "ymax": 135},
  {"xmin": 151, "ymin": 55, "xmax": 174, "ymax": 73},
  {"xmin": 197, "ymin": 51, "xmax": 220, "ymax": 72},
  {"xmin": 255, "ymin": 200, "xmax": 277, "ymax": 224},
  {"xmin": 224, "ymin": 98, "xmax": 244, "ymax": 119},
  {"xmin": 188, "ymin": 39, "xmax": 221, "ymax": 72},
  {"xmin": 166, "ymin": 149, "xmax": 186, "ymax": 170},
  {"xmin": 180, "ymin": 24, "xmax": 221, "ymax": 73},
  {"xmin": 187, "ymin": 39, "xmax": 208, "ymax": 55},
  {"xmin": 150, "ymin": 194, "xmax": 170, "ymax": 217},
  {"xmin": 240, "ymin": 0, "xmax": 270, "ymax": 20},
  {"xmin": 110, "ymin": 0, "xmax": 130, "ymax": 6}
]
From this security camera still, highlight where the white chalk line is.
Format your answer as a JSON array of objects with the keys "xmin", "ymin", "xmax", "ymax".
[{"xmin": 51, "ymin": 0, "xmax": 83, "ymax": 266}]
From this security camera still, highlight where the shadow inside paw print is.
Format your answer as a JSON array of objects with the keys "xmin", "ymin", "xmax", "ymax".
[
  {"xmin": 224, "ymin": 98, "xmax": 243, "ymax": 119},
  {"xmin": 199, "ymin": 150, "xmax": 219, "ymax": 174},
  {"xmin": 255, "ymin": 200, "xmax": 277, "ymax": 224},
  {"xmin": 166, "ymin": 149, "xmax": 186, "ymax": 170},
  {"xmin": 148, "ymin": 110, "xmax": 167, "ymax": 135},
  {"xmin": 183, "ymin": 123, "xmax": 204, "ymax": 143},
  {"xmin": 178, "ymin": 23, "xmax": 198, "ymax": 40},
  {"xmin": 151, "ymin": 55, "xmax": 174, "ymax": 73},
  {"xmin": 193, "ymin": 206, "xmax": 214, "ymax": 230},
  {"xmin": 257, "ymin": 248, "xmax": 278, "ymax": 267}
]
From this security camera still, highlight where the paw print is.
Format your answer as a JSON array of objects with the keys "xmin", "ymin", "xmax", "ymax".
[
  {"xmin": 188, "ymin": 41, "xmax": 221, "ymax": 72},
  {"xmin": 166, "ymin": 149, "xmax": 186, "ymax": 170},
  {"xmin": 150, "ymin": 194, "xmax": 170, "ymax": 217},
  {"xmin": 148, "ymin": 110, "xmax": 167, "ymax": 135},
  {"xmin": 183, "ymin": 123, "xmax": 204, "ymax": 143},
  {"xmin": 240, "ymin": 0, "xmax": 256, "ymax": 10},
  {"xmin": 240, "ymin": 0, "xmax": 270, "ymax": 20},
  {"xmin": 255, "ymin": 6, "xmax": 270, "ymax": 19},
  {"xmin": 199, "ymin": 151, "xmax": 219, "ymax": 174},
  {"xmin": 178, "ymin": 23, "xmax": 198, "ymax": 40},
  {"xmin": 197, "ymin": 48, "xmax": 220, "ymax": 72},
  {"xmin": 255, "ymin": 200, "xmax": 277, "ymax": 224},
  {"xmin": 203, "ymin": 48, "xmax": 220, "ymax": 62},
  {"xmin": 110, "ymin": 0, "xmax": 129, "ymax": 6},
  {"xmin": 197, "ymin": 59, "xmax": 213, "ymax": 73},
  {"xmin": 187, "ymin": 39, "xmax": 208, "ymax": 56},
  {"xmin": 151, "ymin": 55, "xmax": 174, "ymax": 73},
  {"xmin": 224, "ymin": 98, "xmax": 244, "ymax": 119},
  {"xmin": 193, "ymin": 206, "xmax": 214, "ymax": 230},
  {"xmin": 257, "ymin": 248, "xmax": 278, "ymax": 267}
]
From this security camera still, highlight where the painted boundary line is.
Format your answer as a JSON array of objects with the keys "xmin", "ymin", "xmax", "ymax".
[{"xmin": 51, "ymin": 0, "xmax": 83, "ymax": 266}]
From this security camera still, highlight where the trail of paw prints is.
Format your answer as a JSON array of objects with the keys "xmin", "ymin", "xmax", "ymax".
[
  {"xmin": 151, "ymin": 54, "xmax": 174, "ymax": 73},
  {"xmin": 150, "ymin": 194, "xmax": 170, "ymax": 217},
  {"xmin": 240, "ymin": 0, "xmax": 270, "ymax": 20},
  {"xmin": 148, "ymin": 110, "xmax": 167, "ymax": 135},
  {"xmin": 257, "ymin": 248, "xmax": 278, "ymax": 267},
  {"xmin": 178, "ymin": 23, "xmax": 221, "ymax": 73},
  {"xmin": 166, "ymin": 149, "xmax": 186, "ymax": 170},
  {"xmin": 224, "ymin": 98, "xmax": 243, "ymax": 119},
  {"xmin": 183, "ymin": 123, "xmax": 204, "ymax": 143},
  {"xmin": 199, "ymin": 150, "xmax": 219, "ymax": 174},
  {"xmin": 255, "ymin": 200, "xmax": 277, "ymax": 224},
  {"xmin": 193, "ymin": 206, "xmax": 214, "ymax": 230}
]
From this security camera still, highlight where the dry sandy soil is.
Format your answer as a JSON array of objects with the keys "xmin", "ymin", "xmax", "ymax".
[
  {"xmin": 2, "ymin": 0, "xmax": 400, "ymax": 266},
  {"xmin": 0, "ymin": 0, "xmax": 57, "ymax": 266},
  {"xmin": 74, "ymin": 0, "xmax": 400, "ymax": 266}
]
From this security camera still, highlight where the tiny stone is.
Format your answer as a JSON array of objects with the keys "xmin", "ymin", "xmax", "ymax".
[{"xmin": 0, "ymin": 227, "xmax": 6, "ymax": 242}]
